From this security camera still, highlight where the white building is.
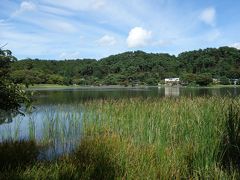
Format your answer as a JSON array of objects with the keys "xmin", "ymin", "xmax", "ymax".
[{"xmin": 164, "ymin": 78, "xmax": 180, "ymax": 85}]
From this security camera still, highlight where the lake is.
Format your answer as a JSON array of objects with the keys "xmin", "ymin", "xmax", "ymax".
[
  {"xmin": 1, "ymin": 86, "xmax": 240, "ymax": 159},
  {"xmin": 30, "ymin": 86, "xmax": 240, "ymax": 105}
]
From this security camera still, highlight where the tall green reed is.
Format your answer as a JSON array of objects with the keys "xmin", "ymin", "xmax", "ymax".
[
  {"xmin": 1, "ymin": 97, "xmax": 240, "ymax": 179},
  {"xmin": 81, "ymin": 97, "xmax": 238, "ymax": 178},
  {"xmin": 219, "ymin": 99, "xmax": 240, "ymax": 170}
]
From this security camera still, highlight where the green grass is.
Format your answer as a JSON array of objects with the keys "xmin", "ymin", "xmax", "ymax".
[
  {"xmin": 81, "ymin": 97, "xmax": 232, "ymax": 178},
  {"xmin": 1, "ymin": 97, "xmax": 240, "ymax": 179}
]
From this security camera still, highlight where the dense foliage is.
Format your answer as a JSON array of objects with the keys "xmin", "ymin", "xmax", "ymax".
[
  {"xmin": 10, "ymin": 47, "xmax": 240, "ymax": 86},
  {"xmin": 0, "ymin": 49, "xmax": 30, "ymax": 115}
]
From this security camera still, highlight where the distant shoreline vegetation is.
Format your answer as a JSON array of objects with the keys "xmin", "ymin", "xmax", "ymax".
[
  {"xmin": 10, "ymin": 46, "xmax": 240, "ymax": 87},
  {"xmin": 26, "ymin": 84, "xmax": 240, "ymax": 91}
]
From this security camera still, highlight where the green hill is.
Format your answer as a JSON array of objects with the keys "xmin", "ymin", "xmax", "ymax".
[{"xmin": 10, "ymin": 47, "xmax": 240, "ymax": 86}]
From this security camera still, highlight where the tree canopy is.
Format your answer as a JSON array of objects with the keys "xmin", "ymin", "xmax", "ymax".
[
  {"xmin": 9, "ymin": 47, "xmax": 240, "ymax": 86},
  {"xmin": 0, "ymin": 49, "xmax": 30, "ymax": 116}
]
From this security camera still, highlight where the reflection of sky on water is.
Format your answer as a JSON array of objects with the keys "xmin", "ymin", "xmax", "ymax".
[
  {"xmin": 1, "ymin": 87, "xmax": 240, "ymax": 159},
  {"xmin": 0, "ymin": 105, "xmax": 84, "ymax": 159}
]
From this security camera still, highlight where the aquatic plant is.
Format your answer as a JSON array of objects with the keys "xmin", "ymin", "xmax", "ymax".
[
  {"xmin": 219, "ymin": 100, "xmax": 240, "ymax": 170},
  {"xmin": 0, "ymin": 97, "xmax": 240, "ymax": 179}
]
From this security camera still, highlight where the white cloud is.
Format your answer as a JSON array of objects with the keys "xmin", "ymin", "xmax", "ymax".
[
  {"xmin": 231, "ymin": 42, "xmax": 240, "ymax": 50},
  {"xmin": 0, "ymin": 26, "xmax": 50, "ymax": 57},
  {"xmin": 127, "ymin": 27, "xmax": 152, "ymax": 48},
  {"xmin": 11, "ymin": 11, "xmax": 78, "ymax": 33},
  {"xmin": 13, "ymin": 1, "xmax": 37, "ymax": 15},
  {"xmin": 20, "ymin": 1, "xmax": 36, "ymax": 11},
  {"xmin": 97, "ymin": 35, "xmax": 116, "ymax": 46},
  {"xmin": 43, "ymin": 20, "xmax": 77, "ymax": 33},
  {"xmin": 199, "ymin": 7, "xmax": 216, "ymax": 26},
  {"xmin": 2, "ymin": 1, "xmax": 237, "ymax": 59},
  {"xmin": 92, "ymin": 0, "xmax": 106, "ymax": 10},
  {"xmin": 42, "ymin": 0, "xmax": 106, "ymax": 11},
  {"xmin": 39, "ymin": 5, "xmax": 74, "ymax": 16}
]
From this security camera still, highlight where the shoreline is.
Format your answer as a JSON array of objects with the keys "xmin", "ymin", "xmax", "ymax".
[{"xmin": 26, "ymin": 84, "xmax": 240, "ymax": 91}]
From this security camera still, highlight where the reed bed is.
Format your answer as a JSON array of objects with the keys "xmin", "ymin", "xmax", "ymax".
[
  {"xmin": 0, "ymin": 96, "xmax": 240, "ymax": 179},
  {"xmin": 81, "ymin": 97, "xmax": 240, "ymax": 179}
]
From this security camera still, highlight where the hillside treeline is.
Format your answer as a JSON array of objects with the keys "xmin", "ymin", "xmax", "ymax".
[{"xmin": 10, "ymin": 46, "xmax": 240, "ymax": 86}]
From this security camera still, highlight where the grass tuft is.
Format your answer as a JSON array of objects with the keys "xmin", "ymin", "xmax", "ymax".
[
  {"xmin": 0, "ymin": 140, "xmax": 39, "ymax": 170},
  {"xmin": 73, "ymin": 132, "xmax": 125, "ymax": 180}
]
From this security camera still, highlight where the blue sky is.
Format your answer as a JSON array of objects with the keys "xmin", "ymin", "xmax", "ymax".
[{"xmin": 0, "ymin": 0, "xmax": 240, "ymax": 60}]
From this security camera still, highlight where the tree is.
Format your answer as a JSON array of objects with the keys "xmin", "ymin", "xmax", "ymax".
[
  {"xmin": 195, "ymin": 73, "xmax": 213, "ymax": 86},
  {"xmin": 180, "ymin": 73, "xmax": 197, "ymax": 85},
  {"xmin": 47, "ymin": 74, "xmax": 64, "ymax": 84},
  {"xmin": 146, "ymin": 78, "xmax": 157, "ymax": 86},
  {"xmin": 0, "ymin": 49, "xmax": 30, "ymax": 117},
  {"xmin": 8, "ymin": 46, "xmax": 240, "ymax": 86},
  {"xmin": 220, "ymin": 76, "xmax": 230, "ymax": 85}
]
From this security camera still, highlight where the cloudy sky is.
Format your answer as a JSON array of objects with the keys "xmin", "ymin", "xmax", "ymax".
[{"xmin": 0, "ymin": 0, "xmax": 240, "ymax": 59}]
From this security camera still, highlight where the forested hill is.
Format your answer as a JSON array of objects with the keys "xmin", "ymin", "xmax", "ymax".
[{"xmin": 10, "ymin": 46, "xmax": 240, "ymax": 86}]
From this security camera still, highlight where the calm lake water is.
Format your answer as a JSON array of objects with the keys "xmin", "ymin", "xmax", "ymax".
[
  {"xmin": 1, "ymin": 86, "xmax": 240, "ymax": 159},
  {"xmin": 31, "ymin": 86, "xmax": 240, "ymax": 104}
]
